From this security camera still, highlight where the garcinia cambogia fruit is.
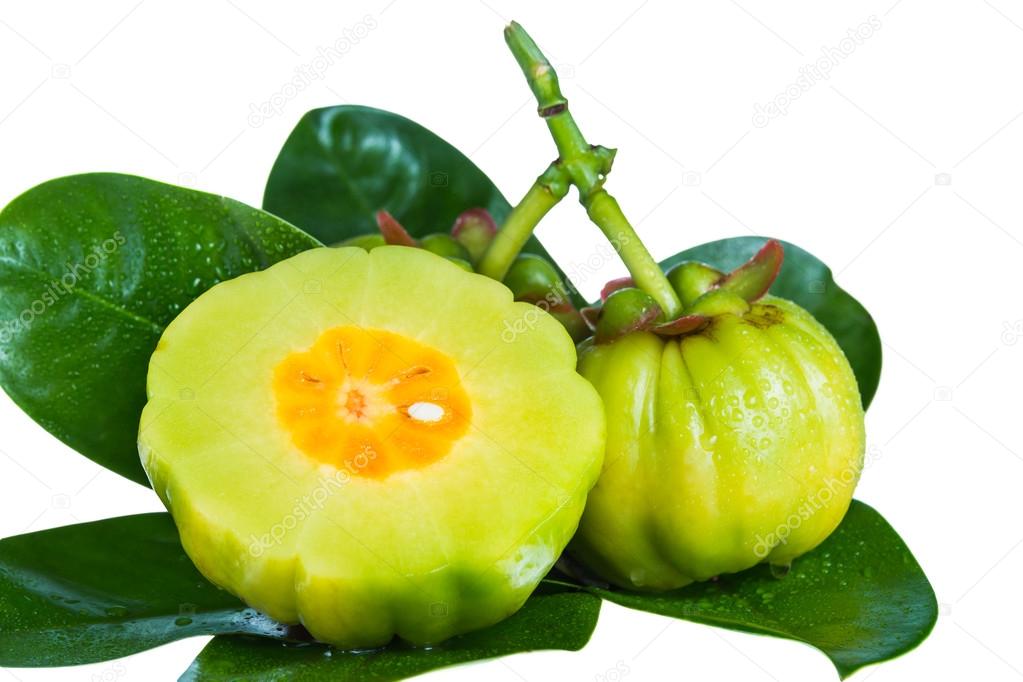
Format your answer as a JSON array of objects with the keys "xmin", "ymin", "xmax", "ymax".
[
  {"xmin": 138, "ymin": 245, "xmax": 605, "ymax": 648},
  {"xmin": 571, "ymin": 241, "xmax": 866, "ymax": 591}
]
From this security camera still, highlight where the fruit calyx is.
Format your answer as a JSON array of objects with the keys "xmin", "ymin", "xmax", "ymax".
[
  {"xmin": 594, "ymin": 287, "xmax": 662, "ymax": 344},
  {"xmin": 588, "ymin": 239, "xmax": 785, "ymax": 344},
  {"xmin": 375, "ymin": 210, "xmax": 418, "ymax": 247}
]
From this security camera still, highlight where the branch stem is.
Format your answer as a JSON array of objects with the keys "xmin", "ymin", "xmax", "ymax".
[
  {"xmin": 502, "ymin": 21, "xmax": 682, "ymax": 318},
  {"xmin": 477, "ymin": 163, "xmax": 569, "ymax": 281}
]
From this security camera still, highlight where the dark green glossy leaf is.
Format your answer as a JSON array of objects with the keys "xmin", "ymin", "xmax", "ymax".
[
  {"xmin": 0, "ymin": 173, "xmax": 320, "ymax": 484},
  {"xmin": 0, "ymin": 513, "xmax": 304, "ymax": 667},
  {"xmin": 181, "ymin": 590, "xmax": 601, "ymax": 682},
  {"xmin": 582, "ymin": 501, "xmax": 936, "ymax": 679},
  {"xmin": 661, "ymin": 237, "xmax": 882, "ymax": 408},
  {"xmin": 262, "ymin": 105, "xmax": 510, "ymax": 241},
  {"xmin": 262, "ymin": 105, "xmax": 584, "ymax": 306}
]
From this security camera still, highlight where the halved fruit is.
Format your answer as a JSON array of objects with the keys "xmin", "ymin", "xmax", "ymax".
[{"xmin": 138, "ymin": 246, "xmax": 605, "ymax": 648}]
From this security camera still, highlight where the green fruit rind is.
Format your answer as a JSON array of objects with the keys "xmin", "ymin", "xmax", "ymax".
[
  {"xmin": 573, "ymin": 295, "xmax": 865, "ymax": 591},
  {"xmin": 138, "ymin": 246, "xmax": 605, "ymax": 648},
  {"xmin": 687, "ymin": 289, "xmax": 749, "ymax": 318}
]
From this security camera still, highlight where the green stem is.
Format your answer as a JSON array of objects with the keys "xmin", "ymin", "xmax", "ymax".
[
  {"xmin": 584, "ymin": 191, "xmax": 679, "ymax": 312},
  {"xmin": 478, "ymin": 163, "xmax": 569, "ymax": 281},
  {"xmin": 504, "ymin": 21, "xmax": 682, "ymax": 318}
]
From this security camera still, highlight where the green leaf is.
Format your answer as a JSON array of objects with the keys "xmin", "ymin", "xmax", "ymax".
[
  {"xmin": 181, "ymin": 589, "xmax": 600, "ymax": 682},
  {"xmin": 0, "ymin": 173, "xmax": 320, "ymax": 485},
  {"xmin": 0, "ymin": 514, "xmax": 599, "ymax": 676},
  {"xmin": 262, "ymin": 106, "xmax": 584, "ymax": 306},
  {"xmin": 0, "ymin": 513, "xmax": 305, "ymax": 667},
  {"xmin": 661, "ymin": 237, "xmax": 882, "ymax": 408},
  {"xmin": 584, "ymin": 501, "xmax": 936, "ymax": 679},
  {"xmin": 263, "ymin": 106, "xmax": 505, "ymax": 241}
]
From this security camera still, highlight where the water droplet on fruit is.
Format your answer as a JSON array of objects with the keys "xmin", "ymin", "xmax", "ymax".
[
  {"xmin": 630, "ymin": 568, "xmax": 648, "ymax": 586},
  {"xmin": 174, "ymin": 617, "xmax": 193, "ymax": 626},
  {"xmin": 769, "ymin": 563, "xmax": 791, "ymax": 578}
]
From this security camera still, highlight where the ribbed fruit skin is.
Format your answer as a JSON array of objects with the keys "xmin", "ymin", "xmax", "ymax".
[
  {"xmin": 572, "ymin": 295, "xmax": 865, "ymax": 591},
  {"xmin": 138, "ymin": 246, "xmax": 605, "ymax": 648}
]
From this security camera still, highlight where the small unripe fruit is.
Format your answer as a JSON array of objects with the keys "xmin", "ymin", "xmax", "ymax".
[
  {"xmin": 337, "ymin": 233, "xmax": 386, "ymax": 250},
  {"xmin": 421, "ymin": 233, "xmax": 471, "ymax": 261},
  {"xmin": 503, "ymin": 253, "xmax": 563, "ymax": 303}
]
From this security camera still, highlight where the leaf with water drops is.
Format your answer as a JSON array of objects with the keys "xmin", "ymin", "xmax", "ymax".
[
  {"xmin": 0, "ymin": 174, "xmax": 320, "ymax": 484},
  {"xmin": 659, "ymin": 238, "xmax": 882, "ymax": 409},
  {"xmin": 0, "ymin": 513, "xmax": 307, "ymax": 667},
  {"xmin": 581, "ymin": 501, "xmax": 936, "ymax": 678},
  {"xmin": 180, "ymin": 587, "xmax": 601, "ymax": 682}
]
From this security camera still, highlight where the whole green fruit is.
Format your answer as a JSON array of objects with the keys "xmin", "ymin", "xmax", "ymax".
[{"xmin": 572, "ymin": 295, "xmax": 865, "ymax": 591}]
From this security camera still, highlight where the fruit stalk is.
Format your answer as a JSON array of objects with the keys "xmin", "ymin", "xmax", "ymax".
[
  {"xmin": 477, "ymin": 162, "xmax": 569, "ymax": 280},
  {"xmin": 499, "ymin": 21, "xmax": 682, "ymax": 318}
]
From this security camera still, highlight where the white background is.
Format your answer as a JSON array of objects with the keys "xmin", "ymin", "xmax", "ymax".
[{"xmin": 1, "ymin": 1, "xmax": 1020, "ymax": 680}]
